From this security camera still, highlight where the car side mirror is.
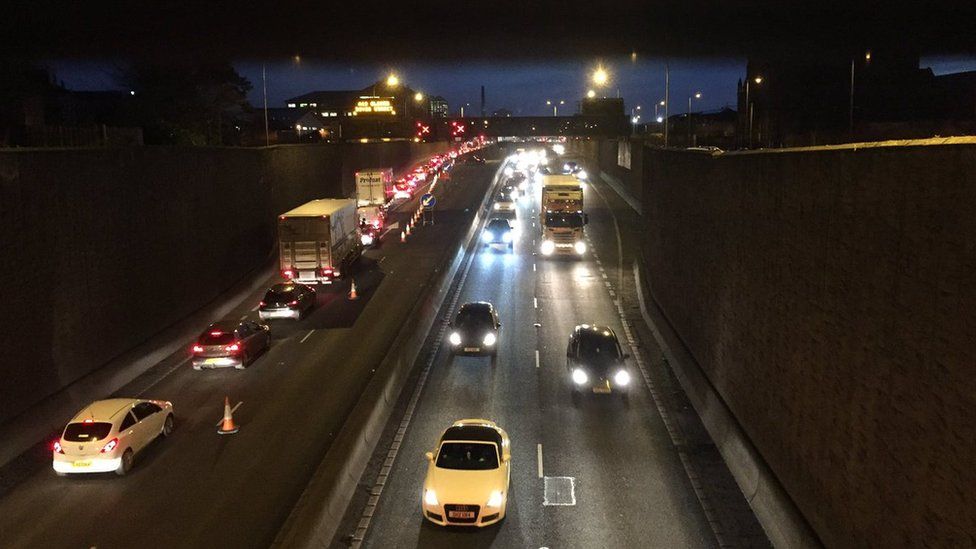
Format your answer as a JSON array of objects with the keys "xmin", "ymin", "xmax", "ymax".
[
  {"xmin": 425, "ymin": 451, "xmax": 434, "ymax": 462},
  {"xmin": 623, "ymin": 353, "xmax": 631, "ymax": 359},
  {"xmin": 584, "ymin": 213, "xmax": 590, "ymax": 225}
]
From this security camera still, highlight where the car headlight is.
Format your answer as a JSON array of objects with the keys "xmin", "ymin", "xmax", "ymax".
[
  {"xmin": 449, "ymin": 332, "xmax": 461, "ymax": 346},
  {"xmin": 424, "ymin": 488, "xmax": 439, "ymax": 506},
  {"xmin": 504, "ymin": 167, "xmax": 514, "ymax": 177},
  {"xmin": 494, "ymin": 203, "xmax": 501, "ymax": 210},
  {"xmin": 574, "ymin": 241, "xmax": 587, "ymax": 255},
  {"xmin": 482, "ymin": 231, "xmax": 494, "ymax": 243},
  {"xmin": 483, "ymin": 332, "xmax": 496, "ymax": 346},
  {"xmin": 614, "ymin": 369, "xmax": 631, "ymax": 386},
  {"xmin": 541, "ymin": 240, "xmax": 555, "ymax": 255},
  {"xmin": 576, "ymin": 169, "xmax": 588, "ymax": 180},
  {"xmin": 501, "ymin": 231, "xmax": 512, "ymax": 243},
  {"xmin": 360, "ymin": 233, "xmax": 374, "ymax": 246},
  {"xmin": 572, "ymin": 368, "xmax": 588, "ymax": 385},
  {"xmin": 486, "ymin": 490, "xmax": 504, "ymax": 508}
]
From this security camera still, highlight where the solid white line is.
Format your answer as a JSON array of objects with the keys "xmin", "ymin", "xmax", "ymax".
[
  {"xmin": 300, "ymin": 330, "xmax": 314, "ymax": 343},
  {"xmin": 537, "ymin": 444, "xmax": 544, "ymax": 478},
  {"xmin": 535, "ymin": 349, "xmax": 540, "ymax": 368},
  {"xmin": 215, "ymin": 402, "xmax": 244, "ymax": 427}
]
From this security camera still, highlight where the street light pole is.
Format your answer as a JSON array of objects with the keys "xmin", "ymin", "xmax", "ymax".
[
  {"xmin": 687, "ymin": 91, "xmax": 701, "ymax": 146},
  {"xmin": 664, "ymin": 61, "xmax": 671, "ymax": 147},
  {"xmin": 262, "ymin": 63, "xmax": 269, "ymax": 146}
]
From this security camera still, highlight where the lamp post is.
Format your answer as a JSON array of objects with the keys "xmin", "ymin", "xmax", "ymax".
[
  {"xmin": 664, "ymin": 61, "xmax": 671, "ymax": 147},
  {"xmin": 687, "ymin": 91, "xmax": 701, "ymax": 146},
  {"xmin": 654, "ymin": 100, "xmax": 665, "ymax": 120},
  {"xmin": 547, "ymin": 99, "xmax": 565, "ymax": 116},
  {"xmin": 745, "ymin": 75, "xmax": 762, "ymax": 148},
  {"xmin": 850, "ymin": 50, "xmax": 871, "ymax": 136},
  {"xmin": 460, "ymin": 103, "xmax": 470, "ymax": 118}
]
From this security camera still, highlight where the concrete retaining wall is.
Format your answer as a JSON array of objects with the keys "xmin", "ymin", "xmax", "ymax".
[
  {"xmin": 0, "ymin": 141, "xmax": 448, "ymax": 425},
  {"xmin": 641, "ymin": 138, "xmax": 976, "ymax": 547}
]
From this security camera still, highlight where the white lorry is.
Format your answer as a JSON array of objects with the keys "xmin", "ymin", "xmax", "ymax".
[
  {"xmin": 277, "ymin": 199, "xmax": 363, "ymax": 284},
  {"xmin": 539, "ymin": 174, "xmax": 588, "ymax": 256}
]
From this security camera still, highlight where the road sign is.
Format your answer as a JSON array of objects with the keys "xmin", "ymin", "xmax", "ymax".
[{"xmin": 421, "ymin": 194, "xmax": 436, "ymax": 209}]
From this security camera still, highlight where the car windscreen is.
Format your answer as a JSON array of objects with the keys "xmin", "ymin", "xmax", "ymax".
[
  {"xmin": 545, "ymin": 213, "xmax": 585, "ymax": 228},
  {"xmin": 487, "ymin": 220, "xmax": 510, "ymax": 232},
  {"xmin": 578, "ymin": 333, "xmax": 621, "ymax": 370},
  {"xmin": 199, "ymin": 330, "xmax": 236, "ymax": 345},
  {"xmin": 436, "ymin": 442, "xmax": 499, "ymax": 470},
  {"xmin": 455, "ymin": 308, "xmax": 492, "ymax": 330},
  {"xmin": 63, "ymin": 422, "xmax": 113, "ymax": 442}
]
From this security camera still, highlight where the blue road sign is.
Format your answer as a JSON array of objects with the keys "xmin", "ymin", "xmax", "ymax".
[{"xmin": 421, "ymin": 193, "xmax": 436, "ymax": 209}]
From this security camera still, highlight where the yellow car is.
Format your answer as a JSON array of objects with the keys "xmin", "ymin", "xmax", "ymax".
[{"xmin": 421, "ymin": 419, "xmax": 511, "ymax": 527}]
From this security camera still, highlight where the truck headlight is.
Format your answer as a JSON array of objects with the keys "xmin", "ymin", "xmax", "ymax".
[
  {"xmin": 483, "ymin": 333, "xmax": 496, "ymax": 346},
  {"xmin": 449, "ymin": 332, "xmax": 462, "ymax": 346},
  {"xmin": 572, "ymin": 368, "xmax": 588, "ymax": 385},
  {"xmin": 482, "ymin": 232, "xmax": 494, "ymax": 243},
  {"xmin": 576, "ymin": 169, "xmax": 588, "ymax": 180},
  {"xmin": 486, "ymin": 490, "xmax": 504, "ymax": 508},
  {"xmin": 424, "ymin": 489, "xmax": 439, "ymax": 506},
  {"xmin": 541, "ymin": 240, "xmax": 555, "ymax": 255},
  {"xmin": 614, "ymin": 370, "xmax": 631, "ymax": 386},
  {"xmin": 574, "ymin": 241, "xmax": 587, "ymax": 255}
]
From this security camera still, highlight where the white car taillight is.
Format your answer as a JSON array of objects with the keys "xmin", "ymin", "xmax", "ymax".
[{"xmin": 100, "ymin": 438, "xmax": 119, "ymax": 453}]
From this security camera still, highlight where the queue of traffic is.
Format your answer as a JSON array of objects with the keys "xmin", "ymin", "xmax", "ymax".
[
  {"xmin": 48, "ymin": 139, "xmax": 487, "ymax": 477},
  {"xmin": 419, "ymin": 147, "xmax": 632, "ymax": 527}
]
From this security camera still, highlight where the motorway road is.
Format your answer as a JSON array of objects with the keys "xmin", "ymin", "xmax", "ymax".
[
  {"xmin": 0, "ymin": 156, "xmax": 498, "ymax": 548},
  {"xmin": 346, "ymin": 158, "xmax": 740, "ymax": 548}
]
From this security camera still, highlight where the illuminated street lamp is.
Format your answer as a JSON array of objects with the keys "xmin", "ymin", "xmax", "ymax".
[
  {"xmin": 586, "ymin": 89, "xmax": 596, "ymax": 99},
  {"xmin": 654, "ymin": 100, "xmax": 665, "ymax": 120},
  {"xmin": 687, "ymin": 91, "xmax": 702, "ymax": 146},
  {"xmin": 745, "ymin": 75, "xmax": 763, "ymax": 148},
  {"xmin": 592, "ymin": 67, "xmax": 609, "ymax": 87},
  {"xmin": 386, "ymin": 74, "xmax": 399, "ymax": 87},
  {"xmin": 546, "ymin": 99, "xmax": 565, "ymax": 116},
  {"xmin": 414, "ymin": 92, "xmax": 424, "ymax": 102}
]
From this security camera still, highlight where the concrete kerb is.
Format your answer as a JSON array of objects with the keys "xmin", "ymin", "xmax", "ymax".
[
  {"xmin": 272, "ymin": 159, "xmax": 505, "ymax": 549},
  {"xmin": 631, "ymin": 261, "xmax": 822, "ymax": 549}
]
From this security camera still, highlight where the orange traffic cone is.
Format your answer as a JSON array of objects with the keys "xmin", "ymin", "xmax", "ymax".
[
  {"xmin": 349, "ymin": 279, "xmax": 359, "ymax": 300},
  {"xmin": 217, "ymin": 396, "xmax": 239, "ymax": 435},
  {"xmin": 401, "ymin": 230, "xmax": 407, "ymax": 243},
  {"xmin": 405, "ymin": 223, "xmax": 412, "ymax": 236}
]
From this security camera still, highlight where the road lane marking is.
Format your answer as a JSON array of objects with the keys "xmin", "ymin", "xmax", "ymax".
[
  {"xmin": 137, "ymin": 357, "xmax": 190, "ymax": 396},
  {"xmin": 535, "ymin": 349, "xmax": 540, "ymax": 369},
  {"xmin": 534, "ymin": 297, "xmax": 538, "ymax": 308},
  {"xmin": 537, "ymin": 444, "xmax": 544, "ymax": 478},
  {"xmin": 251, "ymin": 305, "xmax": 259, "ymax": 312},
  {"xmin": 300, "ymin": 330, "xmax": 314, "ymax": 343},
  {"xmin": 215, "ymin": 401, "xmax": 243, "ymax": 427},
  {"xmin": 533, "ymin": 262, "xmax": 537, "ymax": 272},
  {"xmin": 240, "ymin": 314, "xmax": 248, "ymax": 321}
]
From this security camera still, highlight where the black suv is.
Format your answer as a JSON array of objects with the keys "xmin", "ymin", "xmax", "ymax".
[
  {"xmin": 566, "ymin": 324, "xmax": 632, "ymax": 400},
  {"xmin": 448, "ymin": 302, "xmax": 501, "ymax": 359}
]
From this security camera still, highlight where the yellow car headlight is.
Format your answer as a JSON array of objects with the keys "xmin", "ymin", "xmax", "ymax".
[
  {"xmin": 424, "ymin": 488, "xmax": 438, "ymax": 506},
  {"xmin": 486, "ymin": 490, "xmax": 504, "ymax": 508}
]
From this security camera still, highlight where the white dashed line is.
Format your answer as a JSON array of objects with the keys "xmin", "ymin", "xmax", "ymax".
[
  {"xmin": 300, "ymin": 330, "xmax": 314, "ymax": 343},
  {"xmin": 535, "ymin": 349, "xmax": 540, "ymax": 369},
  {"xmin": 250, "ymin": 305, "xmax": 259, "ymax": 312},
  {"xmin": 534, "ymin": 297, "xmax": 538, "ymax": 309},
  {"xmin": 537, "ymin": 444, "xmax": 544, "ymax": 478},
  {"xmin": 240, "ymin": 314, "xmax": 248, "ymax": 321}
]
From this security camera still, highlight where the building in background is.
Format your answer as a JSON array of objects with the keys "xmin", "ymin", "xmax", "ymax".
[{"xmin": 429, "ymin": 96, "xmax": 449, "ymax": 117}]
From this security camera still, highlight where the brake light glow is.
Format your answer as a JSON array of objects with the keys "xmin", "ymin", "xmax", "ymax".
[
  {"xmin": 192, "ymin": 344, "xmax": 204, "ymax": 353},
  {"xmin": 52, "ymin": 440, "xmax": 64, "ymax": 454},
  {"xmin": 259, "ymin": 301, "xmax": 266, "ymax": 307},
  {"xmin": 283, "ymin": 269, "xmax": 295, "ymax": 279},
  {"xmin": 226, "ymin": 342, "xmax": 241, "ymax": 352},
  {"xmin": 288, "ymin": 300, "xmax": 299, "ymax": 307},
  {"xmin": 83, "ymin": 418, "xmax": 94, "ymax": 423},
  {"xmin": 100, "ymin": 438, "xmax": 119, "ymax": 453},
  {"xmin": 210, "ymin": 330, "xmax": 223, "ymax": 336}
]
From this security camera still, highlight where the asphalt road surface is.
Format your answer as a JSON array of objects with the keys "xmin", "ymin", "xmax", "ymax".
[
  {"xmin": 0, "ymin": 157, "xmax": 498, "ymax": 548},
  {"xmin": 345, "ymin": 157, "xmax": 756, "ymax": 548}
]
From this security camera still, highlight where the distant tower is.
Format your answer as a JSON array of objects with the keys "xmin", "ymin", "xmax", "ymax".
[{"xmin": 480, "ymin": 86, "xmax": 485, "ymax": 117}]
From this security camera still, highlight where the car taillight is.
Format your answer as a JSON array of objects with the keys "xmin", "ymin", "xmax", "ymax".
[
  {"xmin": 287, "ymin": 300, "xmax": 299, "ymax": 307},
  {"xmin": 52, "ymin": 440, "xmax": 64, "ymax": 454},
  {"xmin": 191, "ymin": 344, "xmax": 204, "ymax": 353},
  {"xmin": 259, "ymin": 301, "xmax": 266, "ymax": 307},
  {"xmin": 320, "ymin": 267, "xmax": 333, "ymax": 277},
  {"xmin": 226, "ymin": 342, "xmax": 241, "ymax": 352},
  {"xmin": 100, "ymin": 438, "xmax": 118, "ymax": 453},
  {"xmin": 283, "ymin": 269, "xmax": 295, "ymax": 279}
]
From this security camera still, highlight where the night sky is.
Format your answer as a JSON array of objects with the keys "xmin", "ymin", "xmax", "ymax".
[{"xmin": 48, "ymin": 56, "xmax": 976, "ymax": 119}]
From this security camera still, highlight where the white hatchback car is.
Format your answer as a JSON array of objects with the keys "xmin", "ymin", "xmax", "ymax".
[
  {"xmin": 422, "ymin": 419, "xmax": 511, "ymax": 527},
  {"xmin": 52, "ymin": 398, "xmax": 174, "ymax": 476}
]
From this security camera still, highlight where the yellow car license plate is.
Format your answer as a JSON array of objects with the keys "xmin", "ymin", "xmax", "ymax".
[
  {"xmin": 592, "ymin": 385, "xmax": 612, "ymax": 394},
  {"xmin": 73, "ymin": 460, "xmax": 92, "ymax": 467}
]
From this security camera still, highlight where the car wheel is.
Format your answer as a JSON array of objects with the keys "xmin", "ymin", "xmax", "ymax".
[
  {"xmin": 490, "ymin": 354, "xmax": 498, "ymax": 367},
  {"xmin": 236, "ymin": 352, "xmax": 249, "ymax": 370},
  {"xmin": 621, "ymin": 391, "xmax": 631, "ymax": 406},
  {"xmin": 115, "ymin": 448, "xmax": 134, "ymax": 476},
  {"xmin": 162, "ymin": 414, "xmax": 175, "ymax": 437},
  {"xmin": 55, "ymin": 471, "xmax": 66, "ymax": 477}
]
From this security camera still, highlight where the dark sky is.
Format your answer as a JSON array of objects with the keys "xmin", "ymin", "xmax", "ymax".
[{"xmin": 48, "ymin": 56, "xmax": 976, "ymax": 118}]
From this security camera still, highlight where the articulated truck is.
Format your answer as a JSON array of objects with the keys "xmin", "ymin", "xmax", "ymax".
[
  {"xmin": 539, "ymin": 174, "xmax": 588, "ymax": 256},
  {"xmin": 277, "ymin": 199, "xmax": 363, "ymax": 284}
]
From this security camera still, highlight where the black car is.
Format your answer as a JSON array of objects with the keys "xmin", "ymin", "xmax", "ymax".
[
  {"xmin": 482, "ymin": 218, "xmax": 514, "ymax": 249},
  {"xmin": 566, "ymin": 324, "xmax": 632, "ymax": 400},
  {"xmin": 191, "ymin": 320, "xmax": 270, "ymax": 370},
  {"xmin": 448, "ymin": 302, "xmax": 501, "ymax": 358},
  {"xmin": 258, "ymin": 282, "xmax": 316, "ymax": 321}
]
